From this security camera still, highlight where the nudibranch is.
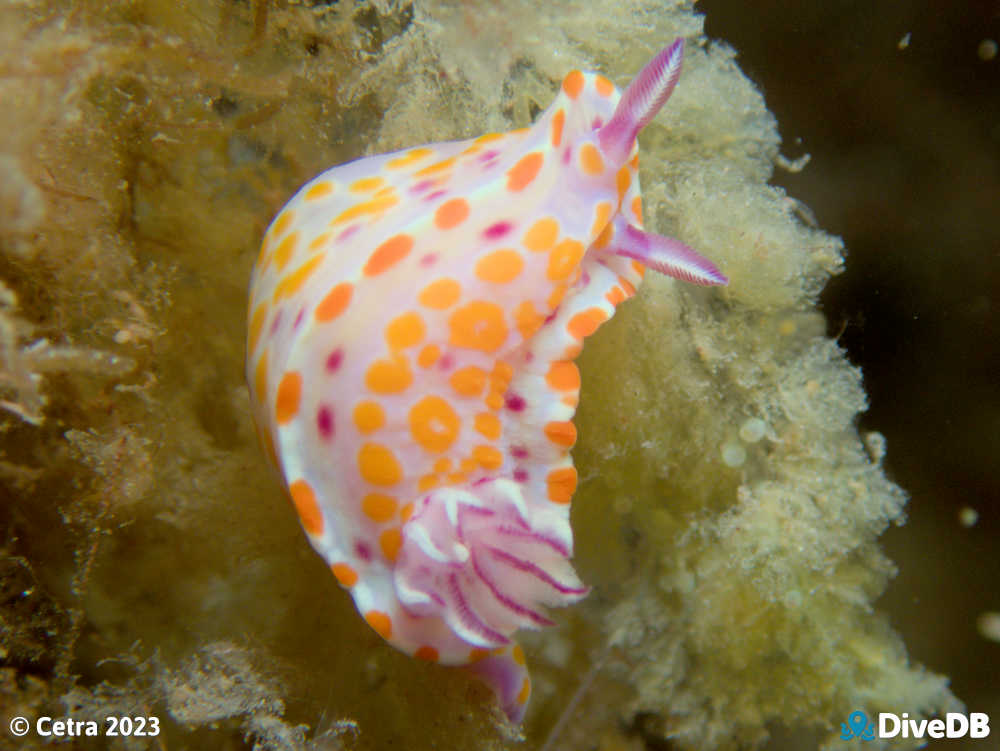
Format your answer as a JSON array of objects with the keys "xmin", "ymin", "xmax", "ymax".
[{"xmin": 247, "ymin": 38, "xmax": 726, "ymax": 722}]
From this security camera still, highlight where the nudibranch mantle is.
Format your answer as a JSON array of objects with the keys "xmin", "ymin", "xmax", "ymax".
[{"xmin": 246, "ymin": 38, "xmax": 726, "ymax": 723}]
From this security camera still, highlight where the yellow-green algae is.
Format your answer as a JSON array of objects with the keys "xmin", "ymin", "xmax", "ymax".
[{"xmin": 0, "ymin": 1, "xmax": 961, "ymax": 749}]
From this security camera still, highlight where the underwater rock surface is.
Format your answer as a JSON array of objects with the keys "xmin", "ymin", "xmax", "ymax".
[{"xmin": 0, "ymin": 1, "xmax": 967, "ymax": 749}]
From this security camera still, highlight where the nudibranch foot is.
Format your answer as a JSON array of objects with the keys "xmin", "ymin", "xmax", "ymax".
[{"xmin": 465, "ymin": 643, "xmax": 532, "ymax": 724}]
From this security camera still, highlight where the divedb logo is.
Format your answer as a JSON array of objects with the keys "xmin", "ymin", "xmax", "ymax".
[{"xmin": 841, "ymin": 710, "xmax": 991, "ymax": 741}]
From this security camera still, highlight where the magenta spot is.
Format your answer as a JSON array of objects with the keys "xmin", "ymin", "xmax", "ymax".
[
  {"xmin": 513, "ymin": 468, "xmax": 529, "ymax": 482},
  {"xmin": 293, "ymin": 309, "xmax": 305, "ymax": 329},
  {"xmin": 438, "ymin": 353, "xmax": 454, "ymax": 371},
  {"xmin": 478, "ymin": 149, "xmax": 501, "ymax": 162},
  {"xmin": 326, "ymin": 348, "xmax": 344, "ymax": 373},
  {"xmin": 426, "ymin": 190, "xmax": 447, "ymax": 202},
  {"xmin": 317, "ymin": 405, "xmax": 334, "ymax": 439},
  {"xmin": 580, "ymin": 271, "xmax": 591, "ymax": 285},
  {"xmin": 270, "ymin": 310, "xmax": 283, "ymax": 334},
  {"xmin": 483, "ymin": 221, "xmax": 512, "ymax": 240},
  {"xmin": 354, "ymin": 541, "xmax": 372, "ymax": 562},
  {"xmin": 505, "ymin": 393, "xmax": 526, "ymax": 411},
  {"xmin": 562, "ymin": 146, "xmax": 572, "ymax": 164},
  {"xmin": 591, "ymin": 116, "xmax": 604, "ymax": 129},
  {"xmin": 543, "ymin": 311, "xmax": 558, "ymax": 324},
  {"xmin": 411, "ymin": 179, "xmax": 435, "ymax": 194},
  {"xmin": 510, "ymin": 446, "xmax": 529, "ymax": 459},
  {"xmin": 524, "ymin": 350, "xmax": 534, "ymax": 363},
  {"xmin": 419, "ymin": 253, "xmax": 438, "ymax": 267},
  {"xmin": 336, "ymin": 224, "xmax": 360, "ymax": 243}
]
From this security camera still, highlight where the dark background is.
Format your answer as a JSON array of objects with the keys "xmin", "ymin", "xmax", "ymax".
[{"xmin": 698, "ymin": 0, "xmax": 1000, "ymax": 732}]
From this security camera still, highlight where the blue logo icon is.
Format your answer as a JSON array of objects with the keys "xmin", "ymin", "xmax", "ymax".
[{"xmin": 841, "ymin": 711, "xmax": 876, "ymax": 741}]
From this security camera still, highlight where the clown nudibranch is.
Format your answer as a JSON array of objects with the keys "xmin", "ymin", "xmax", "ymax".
[{"xmin": 247, "ymin": 38, "xmax": 726, "ymax": 722}]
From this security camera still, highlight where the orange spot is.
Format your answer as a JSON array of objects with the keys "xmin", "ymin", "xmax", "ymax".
[
  {"xmin": 460, "ymin": 457, "xmax": 478, "ymax": 473},
  {"xmin": 616, "ymin": 167, "xmax": 632, "ymax": 204},
  {"xmin": 362, "ymin": 493, "xmax": 398, "ymax": 523},
  {"xmin": 434, "ymin": 197, "xmax": 469, "ymax": 230},
  {"xmin": 271, "ymin": 210, "xmax": 295, "ymax": 237},
  {"xmin": 473, "ymin": 445, "xmax": 503, "ymax": 470},
  {"xmin": 409, "ymin": 396, "xmax": 461, "ymax": 452},
  {"xmin": 546, "ymin": 361, "xmax": 580, "ymax": 391},
  {"xmin": 248, "ymin": 304, "xmax": 267, "ymax": 353},
  {"xmin": 275, "ymin": 371, "xmax": 302, "ymax": 424},
  {"xmin": 380, "ymin": 528, "xmax": 402, "ymax": 562},
  {"xmin": 484, "ymin": 392, "xmax": 504, "ymax": 411},
  {"xmin": 551, "ymin": 109, "xmax": 565, "ymax": 147},
  {"xmin": 254, "ymin": 354, "xmax": 268, "ymax": 403},
  {"xmin": 468, "ymin": 648, "xmax": 490, "ymax": 662},
  {"xmin": 365, "ymin": 610, "xmax": 393, "ymax": 639},
  {"xmin": 492, "ymin": 360, "xmax": 513, "ymax": 383},
  {"xmin": 273, "ymin": 253, "xmax": 324, "ymax": 301},
  {"xmin": 308, "ymin": 232, "xmax": 333, "ymax": 252},
  {"xmin": 353, "ymin": 400, "xmax": 385, "ymax": 433},
  {"xmin": 364, "ymin": 234, "xmax": 413, "ymax": 276},
  {"xmin": 358, "ymin": 443, "xmax": 403, "ymax": 486},
  {"xmin": 547, "ymin": 467, "xmax": 577, "ymax": 503},
  {"xmin": 564, "ymin": 341, "xmax": 583, "ymax": 360},
  {"xmin": 517, "ymin": 677, "xmax": 531, "ymax": 704},
  {"xmin": 523, "ymin": 217, "xmax": 559, "ymax": 252},
  {"xmin": 595, "ymin": 74, "xmax": 614, "ymax": 96},
  {"xmin": 475, "ymin": 249, "xmax": 524, "ymax": 284},
  {"xmin": 332, "ymin": 194, "xmax": 397, "ymax": 224},
  {"xmin": 386, "ymin": 147, "xmax": 433, "ymax": 169},
  {"xmin": 400, "ymin": 502, "xmax": 414, "ymax": 521},
  {"xmin": 331, "ymin": 563, "xmax": 358, "ymax": 588},
  {"xmin": 365, "ymin": 353, "xmax": 412, "ymax": 393},
  {"xmin": 449, "ymin": 301, "xmax": 508, "ymax": 352},
  {"xmin": 289, "ymin": 479, "xmax": 323, "ymax": 535},
  {"xmin": 474, "ymin": 412, "xmax": 502, "ymax": 440},
  {"xmin": 580, "ymin": 143, "xmax": 604, "ymax": 176},
  {"xmin": 547, "ymin": 284, "xmax": 568, "ymax": 310},
  {"xmin": 350, "ymin": 176, "xmax": 384, "ymax": 192},
  {"xmin": 449, "ymin": 366, "xmax": 487, "ymax": 396},
  {"xmin": 547, "ymin": 238, "xmax": 585, "ymax": 281},
  {"xmin": 445, "ymin": 472, "xmax": 468, "ymax": 485},
  {"xmin": 632, "ymin": 260, "xmax": 646, "ymax": 277},
  {"xmin": 433, "ymin": 458, "xmax": 452, "ymax": 474},
  {"xmin": 590, "ymin": 201, "xmax": 613, "ymax": 240},
  {"xmin": 514, "ymin": 300, "xmax": 545, "ymax": 340},
  {"xmin": 475, "ymin": 133, "xmax": 503, "ymax": 144},
  {"xmin": 305, "ymin": 181, "xmax": 334, "ymax": 200},
  {"xmin": 418, "ymin": 474, "xmax": 439, "ymax": 492},
  {"xmin": 415, "ymin": 645, "xmax": 439, "ymax": 662},
  {"xmin": 315, "ymin": 282, "xmax": 353, "ymax": 322},
  {"xmin": 568, "ymin": 307, "xmax": 608, "ymax": 339},
  {"xmin": 507, "ymin": 152, "xmax": 544, "ymax": 192},
  {"xmin": 385, "ymin": 311, "xmax": 426, "ymax": 350},
  {"xmin": 544, "ymin": 420, "xmax": 577, "ymax": 447},
  {"xmin": 606, "ymin": 286, "xmax": 626, "ymax": 306},
  {"xmin": 562, "ymin": 394, "xmax": 578, "ymax": 407},
  {"xmin": 417, "ymin": 344, "xmax": 440, "ymax": 368},
  {"xmin": 619, "ymin": 275, "xmax": 637, "ymax": 297},
  {"xmin": 511, "ymin": 644, "xmax": 526, "ymax": 665},
  {"xmin": 562, "ymin": 70, "xmax": 585, "ymax": 98},
  {"xmin": 415, "ymin": 157, "xmax": 457, "ymax": 177},
  {"xmin": 631, "ymin": 195, "xmax": 643, "ymax": 223},
  {"xmin": 418, "ymin": 278, "xmax": 461, "ymax": 309},
  {"xmin": 273, "ymin": 230, "xmax": 300, "ymax": 271},
  {"xmin": 593, "ymin": 220, "xmax": 615, "ymax": 250}
]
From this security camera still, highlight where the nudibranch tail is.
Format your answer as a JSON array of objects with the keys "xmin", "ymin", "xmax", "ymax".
[
  {"xmin": 598, "ymin": 38, "xmax": 685, "ymax": 164},
  {"xmin": 465, "ymin": 643, "xmax": 532, "ymax": 724}
]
